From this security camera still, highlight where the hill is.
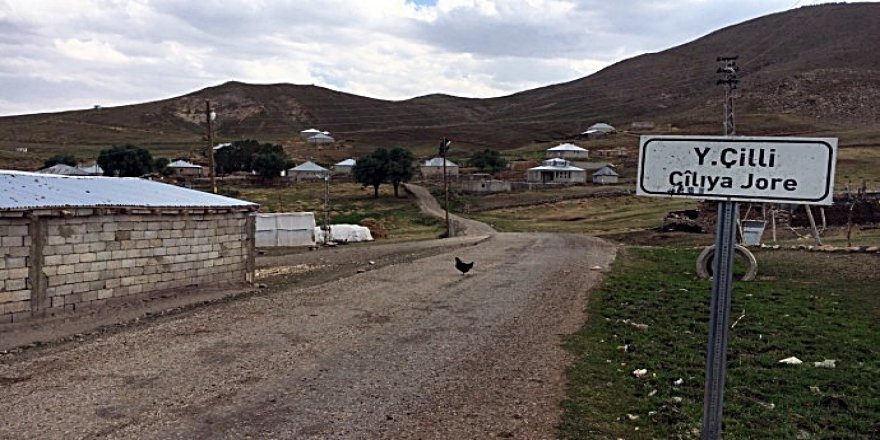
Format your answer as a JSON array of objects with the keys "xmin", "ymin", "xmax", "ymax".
[{"xmin": 1, "ymin": 3, "xmax": 878, "ymax": 169}]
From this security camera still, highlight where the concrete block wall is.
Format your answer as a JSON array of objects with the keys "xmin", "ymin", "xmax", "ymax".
[
  {"xmin": 0, "ymin": 219, "xmax": 31, "ymax": 320},
  {"xmin": 0, "ymin": 211, "xmax": 254, "ymax": 324}
]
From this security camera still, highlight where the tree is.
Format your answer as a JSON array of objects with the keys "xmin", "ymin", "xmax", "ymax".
[
  {"xmin": 153, "ymin": 157, "xmax": 172, "ymax": 176},
  {"xmin": 252, "ymin": 152, "xmax": 294, "ymax": 180},
  {"xmin": 43, "ymin": 154, "xmax": 78, "ymax": 168},
  {"xmin": 469, "ymin": 149, "xmax": 507, "ymax": 173},
  {"xmin": 214, "ymin": 139, "xmax": 285, "ymax": 174},
  {"xmin": 97, "ymin": 144, "xmax": 153, "ymax": 177},
  {"xmin": 353, "ymin": 149, "xmax": 389, "ymax": 198},
  {"xmin": 387, "ymin": 147, "xmax": 415, "ymax": 197}
]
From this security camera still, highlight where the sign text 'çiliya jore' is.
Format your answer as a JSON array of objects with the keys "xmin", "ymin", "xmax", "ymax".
[{"xmin": 637, "ymin": 136, "xmax": 838, "ymax": 205}]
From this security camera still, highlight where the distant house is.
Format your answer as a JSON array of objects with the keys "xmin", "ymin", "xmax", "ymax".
[
  {"xmin": 168, "ymin": 160, "xmax": 204, "ymax": 177},
  {"xmin": 287, "ymin": 161, "xmax": 330, "ymax": 182},
  {"xmin": 334, "ymin": 158, "xmax": 356, "ymax": 174},
  {"xmin": 526, "ymin": 158, "xmax": 586, "ymax": 184},
  {"xmin": 581, "ymin": 122, "xmax": 616, "ymax": 139},
  {"xmin": 630, "ymin": 121, "xmax": 655, "ymax": 131},
  {"xmin": 420, "ymin": 157, "xmax": 458, "ymax": 178},
  {"xmin": 77, "ymin": 164, "xmax": 104, "ymax": 176},
  {"xmin": 213, "ymin": 142, "xmax": 232, "ymax": 151},
  {"xmin": 300, "ymin": 128, "xmax": 322, "ymax": 140},
  {"xmin": 546, "ymin": 143, "xmax": 589, "ymax": 160},
  {"xmin": 307, "ymin": 133, "xmax": 335, "ymax": 144},
  {"xmin": 458, "ymin": 173, "xmax": 511, "ymax": 194},
  {"xmin": 592, "ymin": 166, "xmax": 620, "ymax": 184},
  {"xmin": 593, "ymin": 148, "xmax": 628, "ymax": 158},
  {"xmin": 37, "ymin": 164, "xmax": 89, "ymax": 176}
]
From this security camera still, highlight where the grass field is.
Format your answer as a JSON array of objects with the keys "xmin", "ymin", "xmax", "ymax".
[
  {"xmin": 467, "ymin": 195, "xmax": 699, "ymax": 235},
  {"xmin": 228, "ymin": 182, "xmax": 443, "ymax": 242},
  {"xmin": 559, "ymin": 246, "xmax": 880, "ymax": 439}
]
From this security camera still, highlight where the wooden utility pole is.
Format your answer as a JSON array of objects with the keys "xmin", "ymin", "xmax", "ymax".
[
  {"xmin": 440, "ymin": 138, "xmax": 452, "ymax": 237},
  {"xmin": 205, "ymin": 100, "xmax": 217, "ymax": 193}
]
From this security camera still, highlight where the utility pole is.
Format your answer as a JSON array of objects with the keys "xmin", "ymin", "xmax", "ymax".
[
  {"xmin": 439, "ymin": 138, "xmax": 452, "ymax": 237},
  {"xmin": 702, "ymin": 55, "xmax": 739, "ymax": 440},
  {"xmin": 323, "ymin": 174, "xmax": 331, "ymax": 245},
  {"xmin": 205, "ymin": 100, "xmax": 217, "ymax": 193}
]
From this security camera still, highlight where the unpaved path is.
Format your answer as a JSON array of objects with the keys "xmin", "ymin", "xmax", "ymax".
[
  {"xmin": 404, "ymin": 183, "xmax": 496, "ymax": 236},
  {"xmin": 0, "ymin": 187, "xmax": 618, "ymax": 439}
]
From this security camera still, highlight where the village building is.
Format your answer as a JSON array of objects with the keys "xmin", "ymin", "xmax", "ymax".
[
  {"xmin": 333, "ymin": 158, "xmax": 356, "ymax": 174},
  {"xmin": 0, "ymin": 170, "xmax": 258, "ymax": 324},
  {"xmin": 287, "ymin": 161, "xmax": 330, "ymax": 182},
  {"xmin": 458, "ymin": 173, "xmax": 511, "ymax": 194},
  {"xmin": 37, "ymin": 164, "xmax": 90, "ymax": 176},
  {"xmin": 77, "ymin": 164, "xmax": 104, "ymax": 176},
  {"xmin": 420, "ymin": 158, "xmax": 458, "ymax": 179},
  {"xmin": 299, "ymin": 128, "xmax": 322, "ymax": 140},
  {"xmin": 546, "ymin": 143, "xmax": 589, "ymax": 160},
  {"xmin": 593, "ymin": 148, "xmax": 628, "ymax": 158},
  {"xmin": 592, "ymin": 165, "xmax": 620, "ymax": 184},
  {"xmin": 526, "ymin": 158, "xmax": 587, "ymax": 184},
  {"xmin": 307, "ymin": 133, "xmax": 335, "ymax": 144},
  {"xmin": 167, "ymin": 160, "xmax": 204, "ymax": 177},
  {"xmin": 581, "ymin": 122, "xmax": 616, "ymax": 139}
]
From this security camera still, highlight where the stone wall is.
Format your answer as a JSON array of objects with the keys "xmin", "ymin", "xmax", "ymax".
[{"xmin": 0, "ymin": 211, "xmax": 255, "ymax": 324}]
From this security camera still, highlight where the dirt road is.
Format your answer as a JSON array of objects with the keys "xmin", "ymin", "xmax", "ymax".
[{"xmin": 0, "ymin": 229, "xmax": 615, "ymax": 439}]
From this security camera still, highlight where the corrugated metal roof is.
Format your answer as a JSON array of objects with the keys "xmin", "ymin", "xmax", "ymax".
[
  {"xmin": 168, "ymin": 160, "xmax": 202, "ymax": 168},
  {"xmin": 38, "ymin": 164, "xmax": 90, "ymax": 175},
  {"xmin": 592, "ymin": 165, "xmax": 619, "ymax": 176},
  {"xmin": 424, "ymin": 158, "xmax": 457, "ymax": 167},
  {"xmin": 547, "ymin": 143, "xmax": 587, "ymax": 151},
  {"xmin": 0, "ymin": 170, "xmax": 257, "ymax": 211},
  {"xmin": 335, "ymin": 159, "xmax": 356, "ymax": 166},
  {"xmin": 289, "ymin": 161, "xmax": 329, "ymax": 172}
]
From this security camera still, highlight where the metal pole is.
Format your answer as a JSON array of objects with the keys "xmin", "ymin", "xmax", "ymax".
[
  {"xmin": 702, "ymin": 55, "xmax": 739, "ymax": 440},
  {"xmin": 323, "ymin": 175, "xmax": 331, "ymax": 245},
  {"xmin": 441, "ymin": 138, "xmax": 452, "ymax": 237},
  {"xmin": 205, "ymin": 100, "xmax": 217, "ymax": 193},
  {"xmin": 702, "ymin": 200, "xmax": 738, "ymax": 439}
]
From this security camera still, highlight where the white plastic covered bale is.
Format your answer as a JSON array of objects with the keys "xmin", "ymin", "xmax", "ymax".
[
  {"xmin": 314, "ymin": 224, "xmax": 374, "ymax": 244},
  {"xmin": 256, "ymin": 212, "xmax": 316, "ymax": 247}
]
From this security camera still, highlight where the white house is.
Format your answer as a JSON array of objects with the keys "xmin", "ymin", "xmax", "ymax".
[
  {"xmin": 287, "ymin": 161, "xmax": 330, "ymax": 182},
  {"xmin": 168, "ymin": 160, "xmax": 204, "ymax": 177},
  {"xmin": 77, "ymin": 164, "xmax": 104, "ymax": 176},
  {"xmin": 420, "ymin": 157, "xmax": 458, "ymax": 178},
  {"xmin": 587, "ymin": 122, "xmax": 616, "ymax": 133},
  {"xmin": 546, "ymin": 143, "xmax": 589, "ymax": 160},
  {"xmin": 307, "ymin": 133, "xmax": 335, "ymax": 144},
  {"xmin": 526, "ymin": 158, "xmax": 586, "ymax": 184},
  {"xmin": 334, "ymin": 158, "xmax": 356, "ymax": 174},
  {"xmin": 37, "ymin": 164, "xmax": 90, "ymax": 176},
  {"xmin": 300, "ymin": 128, "xmax": 322, "ymax": 140},
  {"xmin": 592, "ymin": 165, "xmax": 620, "ymax": 184}
]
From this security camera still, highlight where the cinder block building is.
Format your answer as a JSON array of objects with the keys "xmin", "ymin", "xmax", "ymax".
[{"xmin": 0, "ymin": 170, "xmax": 258, "ymax": 324}]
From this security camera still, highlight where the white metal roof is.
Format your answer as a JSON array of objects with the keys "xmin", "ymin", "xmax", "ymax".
[
  {"xmin": 423, "ymin": 158, "xmax": 457, "ymax": 167},
  {"xmin": 77, "ymin": 164, "xmax": 103, "ymax": 175},
  {"xmin": 38, "ymin": 164, "xmax": 90, "ymax": 175},
  {"xmin": 289, "ymin": 161, "xmax": 329, "ymax": 172},
  {"xmin": 168, "ymin": 160, "xmax": 203, "ymax": 169},
  {"xmin": 300, "ymin": 128, "xmax": 321, "ymax": 133},
  {"xmin": 335, "ymin": 158, "xmax": 356, "ymax": 166},
  {"xmin": 587, "ymin": 122, "xmax": 615, "ymax": 132},
  {"xmin": 0, "ymin": 170, "xmax": 257, "ymax": 211},
  {"xmin": 529, "ymin": 159, "xmax": 585, "ymax": 172},
  {"xmin": 547, "ymin": 143, "xmax": 587, "ymax": 152},
  {"xmin": 592, "ymin": 165, "xmax": 619, "ymax": 176}
]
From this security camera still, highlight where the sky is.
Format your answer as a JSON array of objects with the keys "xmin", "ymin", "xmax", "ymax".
[{"xmin": 0, "ymin": 0, "xmax": 865, "ymax": 116}]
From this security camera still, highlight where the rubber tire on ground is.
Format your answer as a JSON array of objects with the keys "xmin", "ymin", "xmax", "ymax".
[{"xmin": 695, "ymin": 244, "xmax": 758, "ymax": 281}]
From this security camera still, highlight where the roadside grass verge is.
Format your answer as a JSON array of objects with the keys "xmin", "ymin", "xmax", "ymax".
[
  {"xmin": 229, "ymin": 183, "xmax": 443, "ymax": 241},
  {"xmin": 560, "ymin": 247, "xmax": 880, "ymax": 439}
]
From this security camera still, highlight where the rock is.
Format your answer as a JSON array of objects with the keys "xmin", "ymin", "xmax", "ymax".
[
  {"xmin": 673, "ymin": 378, "xmax": 684, "ymax": 386},
  {"xmin": 814, "ymin": 359, "xmax": 836, "ymax": 368},
  {"xmin": 632, "ymin": 369, "xmax": 648, "ymax": 378},
  {"xmin": 779, "ymin": 356, "xmax": 803, "ymax": 365}
]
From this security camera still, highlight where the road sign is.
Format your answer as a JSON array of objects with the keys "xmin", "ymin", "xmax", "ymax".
[{"xmin": 637, "ymin": 136, "xmax": 838, "ymax": 205}]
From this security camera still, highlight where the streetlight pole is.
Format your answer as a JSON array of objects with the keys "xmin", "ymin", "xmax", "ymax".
[
  {"xmin": 205, "ymin": 100, "xmax": 217, "ymax": 193},
  {"xmin": 440, "ymin": 138, "xmax": 452, "ymax": 237}
]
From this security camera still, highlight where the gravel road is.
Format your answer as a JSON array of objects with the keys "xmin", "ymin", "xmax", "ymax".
[{"xmin": 0, "ymin": 230, "xmax": 615, "ymax": 439}]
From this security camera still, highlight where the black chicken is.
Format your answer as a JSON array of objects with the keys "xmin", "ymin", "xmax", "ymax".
[{"xmin": 454, "ymin": 257, "xmax": 474, "ymax": 274}]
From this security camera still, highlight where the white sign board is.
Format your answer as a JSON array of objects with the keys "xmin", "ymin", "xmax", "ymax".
[{"xmin": 637, "ymin": 136, "xmax": 838, "ymax": 205}]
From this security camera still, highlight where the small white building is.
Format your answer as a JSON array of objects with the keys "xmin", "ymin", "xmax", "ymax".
[
  {"xmin": 546, "ymin": 143, "xmax": 589, "ymax": 160},
  {"xmin": 168, "ymin": 160, "xmax": 204, "ymax": 177},
  {"xmin": 37, "ymin": 164, "xmax": 90, "ymax": 176},
  {"xmin": 526, "ymin": 158, "xmax": 586, "ymax": 184},
  {"xmin": 287, "ymin": 161, "xmax": 330, "ymax": 182},
  {"xmin": 77, "ymin": 164, "xmax": 104, "ymax": 176},
  {"xmin": 300, "ymin": 128, "xmax": 322, "ymax": 140},
  {"xmin": 592, "ymin": 165, "xmax": 620, "ymax": 184},
  {"xmin": 255, "ymin": 212, "xmax": 316, "ymax": 247},
  {"xmin": 587, "ymin": 122, "xmax": 616, "ymax": 133},
  {"xmin": 420, "ymin": 157, "xmax": 458, "ymax": 178},
  {"xmin": 334, "ymin": 158, "xmax": 356, "ymax": 174},
  {"xmin": 307, "ymin": 133, "xmax": 335, "ymax": 144}
]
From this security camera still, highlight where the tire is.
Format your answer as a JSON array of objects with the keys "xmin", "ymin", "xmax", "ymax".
[{"xmin": 695, "ymin": 244, "xmax": 758, "ymax": 281}]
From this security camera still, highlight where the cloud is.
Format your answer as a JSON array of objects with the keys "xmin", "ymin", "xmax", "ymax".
[{"xmin": 0, "ymin": 0, "xmax": 865, "ymax": 115}]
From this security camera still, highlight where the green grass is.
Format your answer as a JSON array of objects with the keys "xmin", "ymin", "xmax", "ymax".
[
  {"xmin": 230, "ymin": 182, "xmax": 443, "ymax": 241},
  {"xmin": 468, "ymin": 196, "xmax": 698, "ymax": 235},
  {"xmin": 560, "ymin": 247, "xmax": 880, "ymax": 438}
]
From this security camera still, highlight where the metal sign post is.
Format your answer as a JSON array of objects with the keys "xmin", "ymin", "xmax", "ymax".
[{"xmin": 701, "ymin": 200, "xmax": 738, "ymax": 438}]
